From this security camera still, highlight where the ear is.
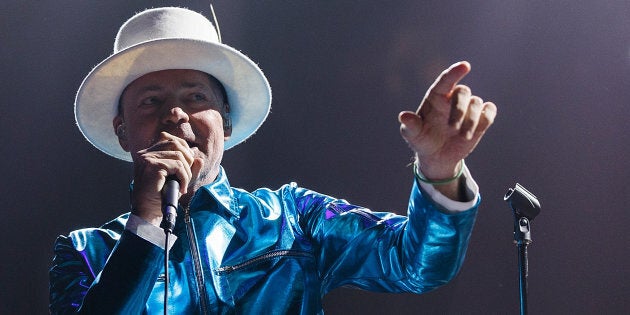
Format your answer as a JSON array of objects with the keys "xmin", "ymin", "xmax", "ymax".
[
  {"xmin": 222, "ymin": 103, "xmax": 232, "ymax": 139},
  {"xmin": 112, "ymin": 115, "xmax": 130, "ymax": 152}
]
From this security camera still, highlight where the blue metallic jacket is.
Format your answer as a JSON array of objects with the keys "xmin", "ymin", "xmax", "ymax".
[{"xmin": 50, "ymin": 168, "xmax": 478, "ymax": 314}]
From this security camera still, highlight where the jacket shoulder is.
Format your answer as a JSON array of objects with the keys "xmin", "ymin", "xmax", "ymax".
[{"xmin": 57, "ymin": 213, "xmax": 129, "ymax": 254}]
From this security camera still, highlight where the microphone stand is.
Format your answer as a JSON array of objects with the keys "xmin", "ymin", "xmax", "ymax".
[
  {"xmin": 504, "ymin": 183, "xmax": 541, "ymax": 315},
  {"xmin": 515, "ymin": 215, "xmax": 531, "ymax": 315}
]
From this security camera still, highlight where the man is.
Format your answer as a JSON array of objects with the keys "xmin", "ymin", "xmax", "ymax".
[{"xmin": 50, "ymin": 7, "xmax": 496, "ymax": 314}]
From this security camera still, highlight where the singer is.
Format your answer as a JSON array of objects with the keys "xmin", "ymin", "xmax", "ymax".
[{"xmin": 50, "ymin": 7, "xmax": 497, "ymax": 314}]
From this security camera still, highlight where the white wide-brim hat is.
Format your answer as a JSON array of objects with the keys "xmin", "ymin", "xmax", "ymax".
[{"xmin": 75, "ymin": 7, "xmax": 271, "ymax": 161}]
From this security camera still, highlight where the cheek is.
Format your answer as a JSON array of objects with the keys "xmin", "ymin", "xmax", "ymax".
[
  {"xmin": 191, "ymin": 115, "xmax": 226, "ymax": 155},
  {"xmin": 196, "ymin": 113, "xmax": 225, "ymax": 137},
  {"xmin": 126, "ymin": 121, "xmax": 160, "ymax": 150}
]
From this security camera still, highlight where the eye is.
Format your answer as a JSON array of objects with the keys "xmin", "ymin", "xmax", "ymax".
[
  {"xmin": 140, "ymin": 96, "xmax": 162, "ymax": 106},
  {"xmin": 187, "ymin": 92, "xmax": 216, "ymax": 109},
  {"xmin": 191, "ymin": 93, "xmax": 208, "ymax": 102}
]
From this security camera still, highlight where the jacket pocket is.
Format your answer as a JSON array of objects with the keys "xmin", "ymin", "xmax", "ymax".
[{"xmin": 214, "ymin": 249, "xmax": 316, "ymax": 303}]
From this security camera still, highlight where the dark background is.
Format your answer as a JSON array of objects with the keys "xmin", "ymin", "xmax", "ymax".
[{"xmin": 2, "ymin": 1, "xmax": 629, "ymax": 313}]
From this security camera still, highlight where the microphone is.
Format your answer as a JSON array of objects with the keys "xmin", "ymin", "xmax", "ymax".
[{"xmin": 160, "ymin": 176, "xmax": 180, "ymax": 234}]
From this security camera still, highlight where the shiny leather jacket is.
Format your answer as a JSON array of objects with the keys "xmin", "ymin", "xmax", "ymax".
[{"xmin": 50, "ymin": 168, "xmax": 478, "ymax": 314}]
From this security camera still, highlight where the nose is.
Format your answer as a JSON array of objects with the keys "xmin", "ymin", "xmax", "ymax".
[{"xmin": 161, "ymin": 104, "xmax": 189, "ymax": 125}]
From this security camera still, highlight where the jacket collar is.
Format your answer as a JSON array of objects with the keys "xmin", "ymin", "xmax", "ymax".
[{"xmin": 193, "ymin": 166, "xmax": 239, "ymax": 217}]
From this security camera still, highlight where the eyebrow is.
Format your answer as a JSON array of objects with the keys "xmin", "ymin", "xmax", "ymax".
[
  {"xmin": 136, "ymin": 85, "xmax": 164, "ymax": 93},
  {"xmin": 181, "ymin": 82, "xmax": 207, "ymax": 89},
  {"xmin": 134, "ymin": 82, "xmax": 210, "ymax": 94}
]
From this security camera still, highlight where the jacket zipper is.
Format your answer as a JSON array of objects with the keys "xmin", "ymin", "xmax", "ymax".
[
  {"xmin": 216, "ymin": 250, "xmax": 312, "ymax": 274},
  {"xmin": 184, "ymin": 207, "xmax": 209, "ymax": 314}
]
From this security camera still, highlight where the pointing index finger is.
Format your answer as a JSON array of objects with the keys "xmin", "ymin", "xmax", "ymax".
[{"xmin": 428, "ymin": 61, "xmax": 471, "ymax": 97}]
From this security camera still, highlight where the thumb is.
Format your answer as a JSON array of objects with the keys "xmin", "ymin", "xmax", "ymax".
[{"xmin": 398, "ymin": 111, "xmax": 423, "ymax": 141}]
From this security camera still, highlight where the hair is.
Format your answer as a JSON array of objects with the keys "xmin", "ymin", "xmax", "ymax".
[{"xmin": 206, "ymin": 74, "xmax": 229, "ymax": 106}]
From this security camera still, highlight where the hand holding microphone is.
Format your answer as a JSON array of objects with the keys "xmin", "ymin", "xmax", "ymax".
[{"xmin": 129, "ymin": 132, "xmax": 197, "ymax": 228}]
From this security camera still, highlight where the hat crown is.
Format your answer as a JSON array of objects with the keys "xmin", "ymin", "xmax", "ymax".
[{"xmin": 114, "ymin": 7, "xmax": 219, "ymax": 53}]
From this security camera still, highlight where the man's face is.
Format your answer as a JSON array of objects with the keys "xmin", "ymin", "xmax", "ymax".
[{"xmin": 115, "ymin": 69, "xmax": 230, "ymax": 185}]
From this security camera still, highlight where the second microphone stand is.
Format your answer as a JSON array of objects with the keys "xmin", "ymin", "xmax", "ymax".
[{"xmin": 504, "ymin": 183, "xmax": 541, "ymax": 315}]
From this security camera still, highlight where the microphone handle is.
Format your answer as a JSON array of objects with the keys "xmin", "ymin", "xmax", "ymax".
[{"xmin": 161, "ymin": 176, "xmax": 180, "ymax": 233}]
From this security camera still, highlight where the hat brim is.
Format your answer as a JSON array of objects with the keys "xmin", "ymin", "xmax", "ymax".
[{"xmin": 75, "ymin": 38, "xmax": 271, "ymax": 162}]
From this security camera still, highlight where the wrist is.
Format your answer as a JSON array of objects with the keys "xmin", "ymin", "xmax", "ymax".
[
  {"xmin": 414, "ymin": 159, "xmax": 464, "ymax": 185},
  {"xmin": 130, "ymin": 206, "xmax": 163, "ymax": 227}
]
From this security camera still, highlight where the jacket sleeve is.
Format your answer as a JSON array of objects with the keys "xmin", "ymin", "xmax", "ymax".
[
  {"xmin": 296, "ymin": 178, "xmax": 478, "ymax": 294},
  {"xmin": 49, "ymin": 229, "xmax": 164, "ymax": 314}
]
